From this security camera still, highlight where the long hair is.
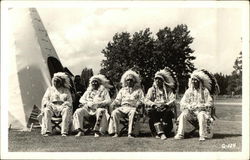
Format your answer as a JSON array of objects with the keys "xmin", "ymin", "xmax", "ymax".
[
  {"xmin": 52, "ymin": 72, "xmax": 71, "ymax": 89},
  {"xmin": 188, "ymin": 69, "xmax": 220, "ymax": 95},
  {"xmin": 154, "ymin": 67, "xmax": 178, "ymax": 93},
  {"xmin": 120, "ymin": 69, "xmax": 141, "ymax": 88},
  {"xmin": 88, "ymin": 74, "xmax": 112, "ymax": 91}
]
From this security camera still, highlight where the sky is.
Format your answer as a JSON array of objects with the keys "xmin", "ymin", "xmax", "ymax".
[{"xmin": 37, "ymin": 7, "xmax": 243, "ymax": 75}]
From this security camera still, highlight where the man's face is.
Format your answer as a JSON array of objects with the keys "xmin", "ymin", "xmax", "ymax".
[
  {"xmin": 91, "ymin": 80, "xmax": 100, "ymax": 90},
  {"xmin": 155, "ymin": 77, "xmax": 163, "ymax": 88},
  {"xmin": 54, "ymin": 78, "xmax": 62, "ymax": 88},
  {"xmin": 192, "ymin": 78, "xmax": 200, "ymax": 89},
  {"xmin": 126, "ymin": 77, "xmax": 135, "ymax": 87}
]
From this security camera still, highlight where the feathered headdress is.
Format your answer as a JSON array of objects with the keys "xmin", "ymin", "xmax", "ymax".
[
  {"xmin": 120, "ymin": 69, "xmax": 141, "ymax": 88},
  {"xmin": 52, "ymin": 72, "xmax": 71, "ymax": 89},
  {"xmin": 154, "ymin": 67, "xmax": 179, "ymax": 93},
  {"xmin": 189, "ymin": 69, "xmax": 220, "ymax": 95},
  {"xmin": 89, "ymin": 74, "xmax": 112, "ymax": 90}
]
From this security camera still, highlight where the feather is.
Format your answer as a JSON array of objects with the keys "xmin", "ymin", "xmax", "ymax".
[
  {"xmin": 155, "ymin": 67, "xmax": 179, "ymax": 93},
  {"xmin": 201, "ymin": 69, "xmax": 220, "ymax": 95},
  {"xmin": 164, "ymin": 67, "xmax": 179, "ymax": 93},
  {"xmin": 190, "ymin": 69, "xmax": 220, "ymax": 95},
  {"xmin": 89, "ymin": 74, "xmax": 112, "ymax": 90},
  {"xmin": 52, "ymin": 72, "xmax": 71, "ymax": 89},
  {"xmin": 121, "ymin": 69, "xmax": 141, "ymax": 88}
]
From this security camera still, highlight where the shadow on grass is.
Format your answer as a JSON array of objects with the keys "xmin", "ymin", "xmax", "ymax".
[
  {"xmin": 213, "ymin": 133, "xmax": 242, "ymax": 139},
  {"xmin": 138, "ymin": 132, "xmax": 176, "ymax": 138},
  {"xmin": 182, "ymin": 132, "xmax": 242, "ymax": 139},
  {"xmin": 138, "ymin": 132, "xmax": 152, "ymax": 137}
]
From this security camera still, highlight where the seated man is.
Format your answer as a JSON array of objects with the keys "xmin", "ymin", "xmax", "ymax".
[
  {"xmin": 40, "ymin": 72, "xmax": 73, "ymax": 137},
  {"xmin": 145, "ymin": 68, "xmax": 178, "ymax": 140},
  {"xmin": 73, "ymin": 75, "xmax": 86, "ymax": 113},
  {"xmin": 110, "ymin": 70, "xmax": 144, "ymax": 138},
  {"xmin": 73, "ymin": 74, "xmax": 111, "ymax": 137},
  {"xmin": 174, "ymin": 69, "xmax": 218, "ymax": 141}
]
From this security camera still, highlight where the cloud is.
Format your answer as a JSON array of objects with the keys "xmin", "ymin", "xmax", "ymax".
[{"xmin": 38, "ymin": 7, "xmax": 242, "ymax": 75}]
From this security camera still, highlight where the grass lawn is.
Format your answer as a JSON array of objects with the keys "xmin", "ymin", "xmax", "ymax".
[{"xmin": 8, "ymin": 99, "xmax": 242, "ymax": 152}]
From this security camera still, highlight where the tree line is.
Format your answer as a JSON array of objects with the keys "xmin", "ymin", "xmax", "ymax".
[
  {"xmin": 214, "ymin": 52, "xmax": 242, "ymax": 95},
  {"xmin": 100, "ymin": 24, "xmax": 195, "ymax": 93},
  {"xmin": 77, "ymin": 25, "xmax": 242, "ymax": 95}
]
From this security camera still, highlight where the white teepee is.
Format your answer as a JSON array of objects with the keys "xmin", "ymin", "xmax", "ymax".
[{"xmin": 8, "ymin": 8, "xmax": 65, "ymax": 130}]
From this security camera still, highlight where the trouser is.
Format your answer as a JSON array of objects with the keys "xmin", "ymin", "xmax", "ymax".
[
  {"xmin": 176, "ymin": 110, "xmax": 207, "ymax": 137},
  {"xmin": 148, "ymin": 109, "xmax": 174, "ymax": 137},
  {"xmin": 111, "ymin": 106, "xmax": 137, "ymax": 135},
  {"xmin": 73, "ymin": 107, "xmax": 108, "ymax": 133},
  {"xmin": 42, "ymin": 106, "xmax": 71, "ymax": 134}
]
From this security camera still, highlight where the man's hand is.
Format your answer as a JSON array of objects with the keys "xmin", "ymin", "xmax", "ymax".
[
  {"xmin": 156, "ymin": 103, "xmax": 162, "ymax": 108},
  {"xmin": 155, "ymin": 104, "xmax": 167, "ymax": 112},
  {"xmin": 61, "ymin": 104, "xmax": 69, "ymax": 110},
  {"xmin": 197, "ymin": 106, "xmax": 207, "ymax": 112},
  {"xmin": 46, "ymin": 103, "xmax": 54, "ymax": 111},
  {"xmin": 110, "ymin": 102, "xmax": 115, "ymax": 108},
  {"xmin": 194, "ymin": 104, "xmax": 207, "ymax": 112},
  {"xmin": 78, "ymin": 104, "xmax": 84, "ymax": 108},
  {"xmin": 87, "ymin": 102, "xmax": 94, "ymax": 108},
  {"xmin": 111, "ymin": 101, "xmax": 119, "ymax": 110},
  {"xmin": 151, "ymin": 104, "xmax": 158, "ymax": 109},
  {"xmin": 95, "ymin": 102, "xmax": 105, "ymax": 108},
  {"xmin": 135, "ymin": 101, "xmax": 143, "ymax": 108},
  {"xmin": 48, "ymin": 105, "xmax": 53, "ymax": 111}
]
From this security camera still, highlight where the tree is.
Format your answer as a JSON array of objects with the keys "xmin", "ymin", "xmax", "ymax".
[
  {"xmin": 100, "ymin": 29, "xmax": 155, "ymax": 90},
  {"xmin": 233, "ymin": 51, "xmax": 242, "ymax": 75},
  {"xmin": 100, "ymin": 25, "xmax": 196, "ymax": 93},
  {"xmin": 80, "ymin": 67, "xmax": 94, "ymax": 88},
  {"xmin": 213, "ymin": 52, "xmax": 242, "ymax": 95},
  {"xmin": 214, "ymin": 73, "xmax": 230, "ymax": 95},
  {"xmin": 154, "ymin": 24, "xmax": 195, "ymax": 92},
  {"xmin": 227, "ymin": 52, "xmax": 242, "ymax": 95},
  {"xmin": 129, "ymin": 28, "xmax": 155, "ymax": 91},
  {"xmin": 100, "ymin": 32, "xmax": 131, "ymax": 89}
]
